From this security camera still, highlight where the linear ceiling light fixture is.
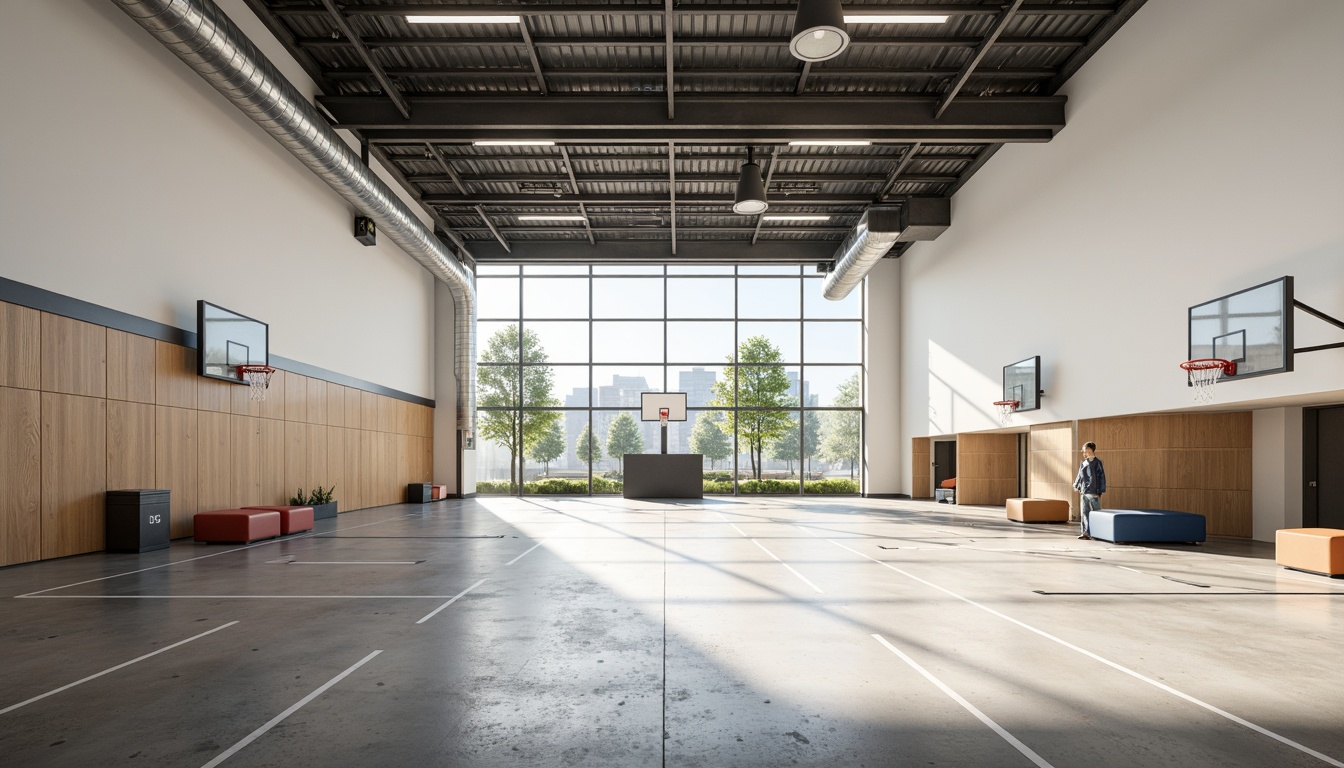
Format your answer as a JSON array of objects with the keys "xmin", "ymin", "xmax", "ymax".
[
  {"xmin": 762, "ymin": 215, "xmax": 832, "ymax": 221},
  {"xmin": 789, "ymin": 0, "xmax": 849, "ymax": 63},
  {"xmin": 843, "ymin": 15, "xmax": 949, "ymax": 24},
  {"xmin": 787, "ymin": 140, "xmax": 872, "ymax": 147},
  {"xmin": 732, "ymin": 147, "xmax": 769, "ymax": 215},
  {"xmin": 472, "ymin": 140, "xmax": 556, "ymax": 147},
  {"xmin": 406, "ymin": 15, "xmax": 522, "ymax": 24},
  {"xmin": 517, "ymin": 215, "xmax": 587, "ymax": 221}
]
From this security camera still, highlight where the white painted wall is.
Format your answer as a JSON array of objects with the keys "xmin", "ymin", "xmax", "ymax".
[
  {"xmin": 863, "ymin": 260, "xmax": 901, "ymax": 494},
  {"xmin": 0, "ymin": 0, "xmax": 440, "ymax": 398},
  {"xmin": 1252, "ymin": 407, "xmax": 1304, "ymax": 542},
  {"xmin": 881, "ymin": 0, "xmax": 1344, "ymax": 515}
]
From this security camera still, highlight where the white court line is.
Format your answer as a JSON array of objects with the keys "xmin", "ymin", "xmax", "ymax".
[
  {"xmin": 23, "ymin": 595, "xmax": 470, "ymax": 600},
  {"xmin": 872, "ymin": 634, "xmax": 1054, "ymax": 768},
  {"xmin": 505, "ymin": 542, "xmax": 544, "ymax": 566},
  {"xmin": 416, "ymin": 579, "xmax": 487, "ymax": 624},
  {"xmin": 200, "ymin": 650, "xmax": 382, "ymax": 768},
  {"xmin": 1, "ymin": 621, "xmax": 238, "ymax": 715},
  {"xmin": 751, "ymin": 540, "xmax": 824, "ymax": 594},
  {"xmin": 283, "ymin": 561, "xmax": 425, "ymax": 565},
  {"xmin": 830, "ymin": 539, "xmax": 1344, "ymax": 768},
  {"xmin": 16, "ymin": 513, "xmax": 418, "ymax": 598}
]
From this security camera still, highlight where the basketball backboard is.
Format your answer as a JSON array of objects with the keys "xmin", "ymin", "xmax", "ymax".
[
  {"xmin": 1188, "ymin": 277, "xmax": 1293, "ymax": 380},
  {"xmin": 641, "ymin": 392, "xmax": 688, "ymax": 422},
  {"xmin": 1003, "ymin": 356, "xmax": 1041, "ymax": 411},
  {"xmin": 198, "ymin": 301, "xmax": 269, "ymax": 384}
]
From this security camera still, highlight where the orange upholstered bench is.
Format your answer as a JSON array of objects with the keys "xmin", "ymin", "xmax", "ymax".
[
  {"xmin": 193, "ymin": 509, "xmax": 282, "ymax": 544},
  {"xmin": 1276, "ymin": 528, "xmax": 1344, "ymax": 577},
  {"xmin": 1007, "ymin": 498, "xmax": 1070, "ymax": 523},
  {"xmin": 432, "ymin": 484, "xmax": 449, "ymax": 500},
  {"xmin": 243, "ymin": 506, "xmax": 315, "ymax": 535}
]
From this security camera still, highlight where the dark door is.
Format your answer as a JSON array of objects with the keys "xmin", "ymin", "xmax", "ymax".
[
  {"xmin": 1316, "ymin": 406, "xmax": 1344, "ymax": 528},
  {"xmin": 933, "ymin": 441, "xmax": 957, "ymax": 488}
]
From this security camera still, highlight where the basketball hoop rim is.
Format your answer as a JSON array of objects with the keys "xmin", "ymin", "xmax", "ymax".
[
  {"xmin": 1179, "ymin": 358, "xmax": 1236, "ymax": 375},
  {"xmin": 237, "ymin": 364, "xmax": 276, "ymax": 376},
  {"xmin": 992, "ymin": 400, "xmax": 1020, "ymax": 410}
]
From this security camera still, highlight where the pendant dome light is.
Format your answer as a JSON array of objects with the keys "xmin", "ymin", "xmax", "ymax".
[
  {"xmin": 732, "ymin": 147, "xmax": 769, "ymax": 215},
  {"xmin": 789, "ymin": 0, "xmax": 850, "ymax": 63}
]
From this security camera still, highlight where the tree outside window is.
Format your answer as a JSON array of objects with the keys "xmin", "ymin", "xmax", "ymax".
[
  {"xmin": 820, "ymin": 372, "xmax": 861, "ymax": 479},
  {"xmin": 477, "ymin": 324, "xmax": 560, "ymax": 492},
  {"xmin": 575, "ymin": 422, "xmax": 603, "ymax": 470},
  {"xmin": 605, "ymin": 413, "xmax": 644, "ymax": 473},
  {"xmin": 711, "ymin": 336, "xmax": 794, "ymax": 480},
  {"xmin": 689, "ymin": 412, "xmax": 732, "ymax": 470},
  {"xmin": 528, "ymin": 421, "xmax": 565, "ymax": 476}
]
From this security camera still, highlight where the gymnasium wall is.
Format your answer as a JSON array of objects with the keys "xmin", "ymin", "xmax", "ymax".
[
  {"xmin": 0, "ymin": 300, "xmax": 433, "ymax": 567},
  {"xmin": 882, "ymin": 1, "xmax": 1344, "ymax": 522},
  {"xmin": 0, "ymin": 0, "xmax": 438, "ymax": 399}
]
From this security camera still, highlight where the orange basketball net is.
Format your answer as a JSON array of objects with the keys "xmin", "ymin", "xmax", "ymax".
[
  {"xmin": 237, "ymin": 364, "xmax": 276, "ymax": 401},
  {"xmin": 1179, "ymin": 358, "xmax": 1235, "ymax": 404}
]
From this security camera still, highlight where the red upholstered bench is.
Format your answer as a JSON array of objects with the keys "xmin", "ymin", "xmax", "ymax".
[
  {"xmin": 194, "ymin": 509, "xmax": 281, "ymax": 544},
  {"xmin": 432, "ymin": 484, "xmax": 449, "ymax": 500},
  {"xmin": 243, "ymin": 506, "xmax": 315, "ymax": 535}
]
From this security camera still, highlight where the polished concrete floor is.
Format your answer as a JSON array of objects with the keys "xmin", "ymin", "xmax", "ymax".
[{"xmin": 2, "ymin": 497, "xmax": 1343, "ymax": 767}]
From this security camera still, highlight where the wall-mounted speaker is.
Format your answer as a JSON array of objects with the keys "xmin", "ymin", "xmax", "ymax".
[{"xmin": 354, "ymin": 216, "xmax": 376, "ymax": 246}]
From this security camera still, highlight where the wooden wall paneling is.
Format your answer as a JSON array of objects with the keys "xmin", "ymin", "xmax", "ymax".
[
  {"xmin": 382, "ymin": 432, "xmax": 397, "ymax": 505},
  {"xmin": 0, "ymin": 387, "xmax": 42, "ymax": 566},
  {"xmin": 307, "ymin": 425, "xmax": 329, "ymax": 491},
  {"xmin": 197, "ymin": 411, "xmax": 232, "ymax": 513},
  {"xmin": 327, "ymin": 426, "xmax": 346, "ymax": 510},
  {"xmin": 106, "ymin": 329, "xmax": 156, "ymax": 403},
  {"xmin": 259, "ymin": 419, "xmax": 287, "ymax": 506},
  {"xmin": 283, "ymin": 371, "xmax": 308, "ymax": 423},
  {"xmin": 230, "ymin": 415, "xmax": 261, "ymax": 508},
  {"xmin": 230, "ymin": 379, "xmax": 262, "ymax": 418},
  {"xmin": 955, "ymin": 432, "xmax": 1018, "ymax": 506},
  {"xmin": 344, "ymin": 387, "xmax": 362, "ymax": 430},
  {"xmin": 379, "ymin": 397, "xmax": 396, "ymax": 434},
  {"xmin": 343, "ymin": 427, "xmax": 363, "ymax": 511},
  {"xmin": 198, "ymin": 375, "xmax": 233, "ymax": 414},
  {"xmin": 1028, "ymin": 422, "xmax": 1075, "ymax": 514},
  {"xmin": 422, "ymin": 405, "xmax": 436, "ymax": 439},
  {"xmin": 359, "ymin": 430, "xmax": 375, "ymax": 509},
  {"xmin": 106, "ymin": 400, "xmax": 156, "ymax": 491},
  {"xmin": 397, "ymin": 433, "xmax": 411, "ymax": 488},
  {"xmin": 326, "ymin": 382, "xmax": 345, "ymax": 428},
  {"xmin": 397, "ymin": 400, "xmax": 412, "ymax": 436},
  {"xmin": 0, "ymin": 302, "xmax": 41, "ymax": 390},
  {"xmin": 361, "ymin": 391, "xmax": 378, "ymax": 432},
  {"xmin": 284, "ymin": 420, "xmax": 309, "ymax": 499},
  {"xmin": 41, "ymin": 393, "xmax": 106, "ymax": 558},
  {"xmin": 307, "ymin": 377, "xmax": 328, "ymax": 425},
  {"xmin": 155, "ymin": 341, "xmax": 198, "ymax": 410},
  {"xmin": 911, "ymin": 437, "xmax": 931, "ymax": 499},
  {"xmin": 41, "ymin": 313, "xmax": 106, "ymax": 398},
  {"xmin": 257, "ymin": 368, "xmax": 286, "ymax": 421},
  {"xmin": 156, "ymin": 406, "xmax": 198, "ymax": 539}
]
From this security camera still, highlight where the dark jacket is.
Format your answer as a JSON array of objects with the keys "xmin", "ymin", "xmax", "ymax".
[{"xmin": 1074, "ymin": 457, "xmax": 1106, "ymax": 495}]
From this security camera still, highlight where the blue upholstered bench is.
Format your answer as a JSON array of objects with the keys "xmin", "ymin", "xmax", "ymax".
[{"xmin": 1089, "ymin": 509, "xmax": 1206, "ymax": 544}]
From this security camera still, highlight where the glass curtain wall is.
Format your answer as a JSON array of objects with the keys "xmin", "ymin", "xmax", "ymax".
[{"xmin": 474, "ymin": 264, "xmax": 864, "ymax": 496}]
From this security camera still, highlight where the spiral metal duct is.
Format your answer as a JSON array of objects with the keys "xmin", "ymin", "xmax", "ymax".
[
  {"xmin": 821, "ymin": 207, "xmax": 903, "ymax": 301},
  {"xmin": 110, "ymin": 0, "xmax": 476, "ymax": 436}
]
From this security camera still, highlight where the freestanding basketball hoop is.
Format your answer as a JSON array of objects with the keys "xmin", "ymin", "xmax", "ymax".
[
  {"xmin": 1180, "ymin": 358, "xmax": 1235, "ymax": 404},
  {"xmin": 992, "ymin": 400, "xmax": 1019, "ymax": 427},
  {"xmin": 237, "ymin": 364, "xmax": 276, "ymax": 401}
]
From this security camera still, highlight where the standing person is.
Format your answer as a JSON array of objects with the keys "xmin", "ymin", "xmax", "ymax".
[{"xmin": 1073, "ymin": 441, "xmax": 1106, "ymax": 540}]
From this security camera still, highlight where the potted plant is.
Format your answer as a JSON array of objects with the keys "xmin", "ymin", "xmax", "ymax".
[{"xmin": 291, "ymin": 485, "xmax": 338, "ymax": 520}]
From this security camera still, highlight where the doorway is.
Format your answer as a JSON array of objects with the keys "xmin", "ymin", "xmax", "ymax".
[
  {"xmin": 933, "ymin": 440, "xmax": 957, "ymax": 489},
  {"xmin": 1305, "ymin": 405, "xmax": 1344, "ymax": 528}
]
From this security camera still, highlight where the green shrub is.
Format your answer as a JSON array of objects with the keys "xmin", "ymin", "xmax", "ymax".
[
  {"xmin": 702, "ymin": 480, "xmax": 734, "ymax": 494},
  {"xmin": 475, "ymin": 480, "xmax": 514, "ymax": 494},
  {"xmin": 591, "ymin": 476, "xmax": 623, "ymax": 494},
  {"xmin": 525, "ymin": 478, "xmax": 588, "ymax": 494},
  {"xmin": 701, "ymin": 471, "xmax": 734, "ymax": 482},
  {"xmin": 804, "ymin": 478, "xmax": 860, "ymax": 494},
  {"xmin": 738, "ymin": 479, "xmax": 801, "ymax": 494}
]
